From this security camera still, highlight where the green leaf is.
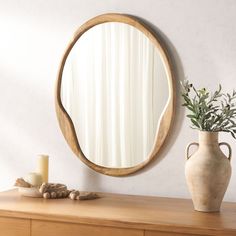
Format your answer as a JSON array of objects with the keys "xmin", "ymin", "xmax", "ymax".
[
  {"xmin": 187, "ymin": 114, "xmax": 197, "ymax": 119},
  {"xmin": 191, "ymin": 118, "xmax": 200, "ymax": 128},
  {"xmin": 230, "ymin": 130, "xmax": 236, "ymax": 139},
  {"xmin": 180, "ymin": 81, "xmax": 236, "ymax": 136}
]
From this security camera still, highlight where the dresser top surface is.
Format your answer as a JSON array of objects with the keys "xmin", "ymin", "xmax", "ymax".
[{"xmin": 0, "ymin": 189, "xmax": 236, "ymax": 234}]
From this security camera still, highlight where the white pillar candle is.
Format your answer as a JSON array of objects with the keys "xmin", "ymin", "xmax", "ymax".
[
  {"xmin": 24, "ymin": 172, "xmax": 43, "ymax": 187},
  {"xmin": 37, "ymin": 154, "xmax": 49, "ymax": 183}
]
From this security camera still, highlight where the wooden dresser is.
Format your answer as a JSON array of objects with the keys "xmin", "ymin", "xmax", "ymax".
[{"xmin": 0, "ymin": 190, "xmax": 235, "ymax": 236}]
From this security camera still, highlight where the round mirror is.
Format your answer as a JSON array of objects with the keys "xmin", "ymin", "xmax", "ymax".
[{"xmin": 55, "ymin": 14, "xmax": 175, "ymax": 176}]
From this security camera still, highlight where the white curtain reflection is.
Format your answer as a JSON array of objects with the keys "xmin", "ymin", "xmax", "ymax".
[{"xmin": 61, "ymin": 22, "xmax": 168, "ymax": 168}]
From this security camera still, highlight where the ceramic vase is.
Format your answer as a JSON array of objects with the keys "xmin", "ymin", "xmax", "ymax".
[{"xmin": 185, "ymin": 131, "xmax": 232, "ymax": 212}]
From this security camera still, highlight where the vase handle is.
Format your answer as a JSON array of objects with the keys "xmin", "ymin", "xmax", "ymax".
[
  {"xmin": 185, "ymin": 142, "xmax": 199, "ymax": 160},
  {"xmin": 219, "ymin": 142, "xmax": 232, "ymax": 162}
]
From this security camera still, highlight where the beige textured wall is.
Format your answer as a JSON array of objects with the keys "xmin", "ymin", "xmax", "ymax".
[{"xmin": 0, "ymin": 0, "xmax": 235, "ymax": 201}]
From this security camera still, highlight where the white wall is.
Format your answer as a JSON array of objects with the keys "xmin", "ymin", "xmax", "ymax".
[{"xmin": 0, "ymin": 0, "xmax": 236, "ymax": 201}]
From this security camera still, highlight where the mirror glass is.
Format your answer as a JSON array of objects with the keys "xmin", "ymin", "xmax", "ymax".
[{"xmin": 60, "ymin": 22, "xmax": 169, "ymax": 168}]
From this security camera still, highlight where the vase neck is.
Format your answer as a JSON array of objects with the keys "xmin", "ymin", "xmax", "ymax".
[{"xmin": 198, "ymin": 131, "xmax": 219, "ymax": 144}]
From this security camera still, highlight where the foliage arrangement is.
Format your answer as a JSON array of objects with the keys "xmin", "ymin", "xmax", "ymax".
[{"xmin": 181, "ymin": 80, "xmax": 236, "ymax": 138}]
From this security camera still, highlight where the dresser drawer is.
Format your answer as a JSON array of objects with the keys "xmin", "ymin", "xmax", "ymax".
[
  {"xmin": 0, "ymin": 216, "xmax": 30, "ymax": 236},
  {"xmin": 145, "ymin": 230, "xmax": 200, "ymax": 236},
  {"xmin": 32, "ymin": 220, "xmax": 143, "ymax": 236}
]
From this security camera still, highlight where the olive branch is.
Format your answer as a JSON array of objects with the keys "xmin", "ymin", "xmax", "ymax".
[{"xmin": 181, "ymin": 80, "xmax": 236, "ymax": 139}]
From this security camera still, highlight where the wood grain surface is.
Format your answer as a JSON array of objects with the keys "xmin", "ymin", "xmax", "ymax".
[
  {"xmin": 0, "ymin": 216, "xmax": 30, "ymax": 236},
  {"xmin": 0, "ymin": 190, "xmax": 236, "ymax": 235},
  {"xmin": 32, "ymin": 220, "xmax": 143, "ymax": 236}
]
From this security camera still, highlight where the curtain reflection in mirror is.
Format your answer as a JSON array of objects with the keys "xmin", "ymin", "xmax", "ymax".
[{"xmin": 61, "ymin": 22, "xmax": 168, "ymax": 168}]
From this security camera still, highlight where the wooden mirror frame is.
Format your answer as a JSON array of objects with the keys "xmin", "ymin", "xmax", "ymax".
[{"xmin": 55, "ymin": 13, "xmax": 175, "ymax": 176}]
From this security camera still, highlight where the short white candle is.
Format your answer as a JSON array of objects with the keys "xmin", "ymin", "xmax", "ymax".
[
  {"xmin": 37, "ymin": 154, "xmax": 49, "ymax": 183},
  {"xmin": 24, "ymin": 172, "xmax": 42, "ymax": 187}
]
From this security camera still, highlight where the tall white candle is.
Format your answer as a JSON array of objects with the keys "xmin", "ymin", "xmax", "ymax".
[{"xmin": 37, "ymin": 154, "xmax": 49, "ymax": 183}]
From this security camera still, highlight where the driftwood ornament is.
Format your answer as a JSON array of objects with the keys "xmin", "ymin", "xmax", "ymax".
[
  {"xmin": 15, "ymin": 178, "xmax": 99, "ymax": 200},
  {"xmin": 69, "ymin": 190, "xmax": 98, "ymax": 200},
  {"xmin": 79, "ymin": 192, "xmax": 98, "ymax": 200},
  {"xmin": 14, "ymin": 178, "xmax": 31, "ymax": 188},
  {"xmin": 39, "ymin": 183, "xmax": 69, "ymax": 199}
]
